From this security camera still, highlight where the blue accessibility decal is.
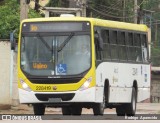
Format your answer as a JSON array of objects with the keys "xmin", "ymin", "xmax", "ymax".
[{"xmin": 57, "ymin": 64, "xmax": 67, "ymax": 74}]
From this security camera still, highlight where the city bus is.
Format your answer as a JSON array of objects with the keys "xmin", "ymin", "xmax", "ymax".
[{"xmin": 15, "ymin": 16, "xmax": 150, "ymax": 116}]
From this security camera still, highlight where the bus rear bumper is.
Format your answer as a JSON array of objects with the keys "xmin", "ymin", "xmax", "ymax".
[{"xmin": 18, "ymin": 87, "xmax": 98, "ymax": 104}]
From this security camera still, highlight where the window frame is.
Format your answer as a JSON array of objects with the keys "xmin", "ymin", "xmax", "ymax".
[{"xmin": 94, "ymin": 26, "xmax": 149, "ymax": 64}]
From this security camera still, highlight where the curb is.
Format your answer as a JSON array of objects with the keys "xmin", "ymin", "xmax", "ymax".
[{"xmin": 0, "ymin": 104, "xmax": 11, "ymax": 110}]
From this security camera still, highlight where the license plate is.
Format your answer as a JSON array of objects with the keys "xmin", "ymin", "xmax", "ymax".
[{"xmin": 48, "ymin": 98, "xmax": 61, "ymax": 102}]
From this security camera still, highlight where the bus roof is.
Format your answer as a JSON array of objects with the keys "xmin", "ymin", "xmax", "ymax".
[{"xmin": 22, "ymin": 17, "xmax": 148, "ymax": 32}]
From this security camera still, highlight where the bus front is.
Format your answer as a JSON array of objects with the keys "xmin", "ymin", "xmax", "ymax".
[{"xmin": 18, "ymin": 19, "xmax": 96, "ymax": 114}]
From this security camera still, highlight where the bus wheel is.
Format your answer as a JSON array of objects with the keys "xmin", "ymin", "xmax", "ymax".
[
  {"xmin": 62, "ymin": 107, "xmax": 72, "ymax": 115},
  {"xmin": 33, "ymin": 104, "xmax": 45, "ymax": 115},
  {"xmin": 116, "ymin": 105, "xmax": 125, "ymax": 116},
  {"xmin": 93, "ymin": 92, "xmax": 105, "ymax": 115},
  {"xmin": 71, "ymin": 106, "xmax": 82, "ymax": 115},
  {"xmin": 126, "ymin": 88, "xmax": 137, "ymax": 116}
]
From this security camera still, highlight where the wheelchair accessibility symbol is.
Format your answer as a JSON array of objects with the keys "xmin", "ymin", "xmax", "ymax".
[{"xmin": 57, "ymin": 64, "xmax": 67, "ymax": 74}]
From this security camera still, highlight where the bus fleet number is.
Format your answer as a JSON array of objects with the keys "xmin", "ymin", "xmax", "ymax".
[{"xmin": 36, "ymin": 86, "xmax": 51, "ymax": 91}]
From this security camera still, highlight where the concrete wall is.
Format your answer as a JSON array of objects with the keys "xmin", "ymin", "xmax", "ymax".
[
  {"xmin": 12, "ymin": 52, "xmax": 19, "ymax": 106},
  {"xmin": 0, "ymin": 41, "xmax": 11, "ymax": 106},
  {"xmin": 0, "ymin": 41, "xmax": 19, "ymax": 109},
  {"xmin": 151, "ymin": 72, "xmax": 160, "ymax": 103}
]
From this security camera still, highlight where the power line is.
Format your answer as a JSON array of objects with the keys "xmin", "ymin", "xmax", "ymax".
[
  {"xmin": 145, "ymin": 20, "xmax": 160, "ymax": 24},
  {"xmin": 89, "ymin": 6, "xmax": 134, "ymax": 19},
  {"xmin": 151, "ymin": 55, "xmax": 160, "ymax": 58},
  {"xmin": 149, "ymin": 22, "xmax": 160, "ymax": 25},
  {"xmin": 88, "ymin": 1, "xmax": 128, "ymax": 12},
  {"xmin": 91, "ymin": 0, "xmax": 120, "ymax": 14},
  {"xmin": 92, "ymin": 5, "xmax": 124, "ymax": 17},
  {"xmin": 138, "ymin": 0, "xmax": 145, "ymax": 7},
  {"xmin": 88, "ymin": 0, "xmax": 135, "ymax": 21},
  {"xmin": 101, "ymin": 0, "xmax": 122, "ymax": 14}
]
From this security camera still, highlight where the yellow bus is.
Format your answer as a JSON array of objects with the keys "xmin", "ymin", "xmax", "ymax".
[{"xmin": 14, "ymin": 16, "xmax": 150, "ymax": 115}]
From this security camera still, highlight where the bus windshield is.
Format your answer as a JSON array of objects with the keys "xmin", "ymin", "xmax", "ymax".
[{"xmin": 20, "ymin": 33, "xmax": 91, "ymax": 76}]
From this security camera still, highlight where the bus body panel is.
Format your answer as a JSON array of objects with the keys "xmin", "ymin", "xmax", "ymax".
[
  {"xmin": 137, "ymin": 87, "xmax": 150, "ymax": 102},
  {"xmin": 19, "ymin": 87, "xmax": 97, "ymax": 104},
  {"xmin": 96, "ymin": 62, "xmax": 150, "ymax": 103},
  {"xmin": 109, "ymin": 87, "xmax": 132, "ymax": 103}
]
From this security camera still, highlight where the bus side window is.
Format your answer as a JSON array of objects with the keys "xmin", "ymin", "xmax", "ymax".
[
  {"xmin": 94, "ymin": 29, "xmax": 102, "ymax": 60},
  {"xmin": 118, "ymin": 31, "xmax": 127, "ymax": 61},
  {"xmin": 141, "ymin": 34, "xmax": 148, "ymax": 62},
  {"xmin": 110, "ymin": 30, "xmax": 118, "ymax": 61},
  {"xmin": 134, "ymin": 33, "xmax": 142, "ymax": 62},
  {"xmin": 101, "ymin": 30, "xmax": 111, "ymax": 60},
  {"xmin": 126, "ymin": 33, "xmax": 135, "ymax": 62}
]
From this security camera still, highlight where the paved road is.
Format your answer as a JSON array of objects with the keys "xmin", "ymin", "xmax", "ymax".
[
  {"xmin": 45, "ymin": 103, "xmax": 160, "ymax": 115},
  {"xmin": 0, "ymin": 103, "xmax": 160, "ymax": 114},
  {"xmin": 0, "ymin": 103, "xmax": 160, "ymax": 120}
]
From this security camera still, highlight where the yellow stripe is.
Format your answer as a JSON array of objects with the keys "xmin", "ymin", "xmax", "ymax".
[{"xmin": 21, "ymin": 17, "xmax": 148, "ymax": 32}]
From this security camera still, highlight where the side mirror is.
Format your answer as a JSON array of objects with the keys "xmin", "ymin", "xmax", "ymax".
[
  {"xmin": 10, "ymin": 32, "xmax": 16, "ymax": 50},
  {"xmin": 94, "ymin": 30, "xmax": 103, "ymax": 51}
]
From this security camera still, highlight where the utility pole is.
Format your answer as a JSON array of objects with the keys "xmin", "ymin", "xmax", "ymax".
[
  {"xmin": 20, "ymin": 0, "xmax": 28, "ymax": 22},
  {"xmin": 13, "ymin": 0, "xmax": 29, "ymax": 107},
  {"xmin": 155, "ymin": 20, "xmax": 158, "ymax": 47},
  {"xmin": 81, "ymin": 0, "xmax": 86, "ymax": 17},
  {"xmin": 68, "ymin": 0, "xmax": 85, "ymax": 17},
  {"xmin": 35, "ymin": 0, "xmax": 40, "ymax": 12},
  {"xmin": 134, "ymin": 0, "xmax": 138, "ymax": 23},
  {"xmin": 123, "ymin": 0, "xmax": 126, "ymax": 22},
  {"xmin": 137, "ymin": 1, "xmax": 144, "ymax": 24}
]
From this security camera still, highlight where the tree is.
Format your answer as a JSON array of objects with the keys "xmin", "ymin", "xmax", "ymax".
[
  {"xmin": 46, "ymin": 0, "xmax": 69, "ymax": 7},
  {"xmin": 142, "ymin": 0, "xmax": 160, "ymax": 66},
  {"xmin": 0, "ymin": 0, "xmax": 4, "ymax": 3},
  {"xmin": 47, "ymin": 0, "xmax": 62, "ymax": 7},
  {"xmin": 0, "ymin": 0, "xmax": 20, "ymax": 39},
  {"xmin": 0, "ymin": 0, "xmax": 42, "ymax": 39}
]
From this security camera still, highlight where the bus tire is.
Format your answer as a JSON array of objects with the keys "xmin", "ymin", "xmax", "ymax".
[
  {"xmin": 71, "ymin": 106, "xmax": 82, "ymax": 115},
  {"xmin": 33, "ymin": 104, "xmax": 45, "ymax": 115},
  {"xmin": 126, "ymin": 88, "xmax": 137, "ymax": 116},
  {"xmin": 62, "ymin": 107, "xmax": 72, "ymax": 115},
  {"xmin": 93, "ymin": 92, "xmax": 105, "ymax": 115},
  {"xmin": 116, "ymin": 104, "xmax": 125, "ymax": 116},
  {"xmin": 104, "ymin": 81, "xmax": 109, "ymax": 107}
]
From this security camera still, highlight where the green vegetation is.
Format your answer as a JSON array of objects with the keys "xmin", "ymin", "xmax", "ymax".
[
  {"xmin": 0, "ymin": 0, "xmax": 41, "ymax": 39},
  {"xmin": 0, "ymin": 0, "xmax": 19, "ymax": 39},
  {"xmin": 151, "ymin": 44, "xmax": 160, "ymax": 66},
  {"xmin": 47, "ymin": 0, "xmax": 62, "ymax": 7}
]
